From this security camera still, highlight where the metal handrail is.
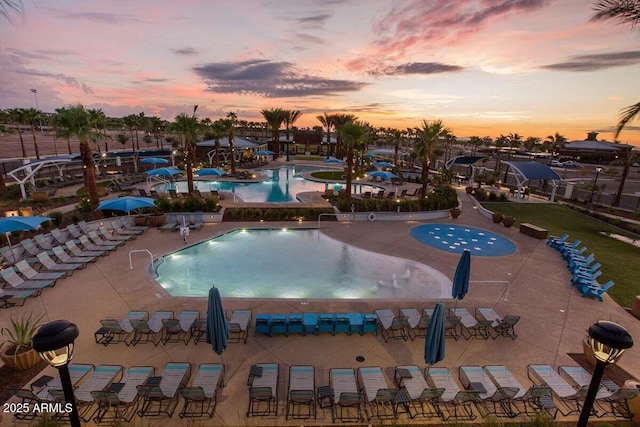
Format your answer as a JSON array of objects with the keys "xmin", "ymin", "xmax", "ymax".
[{"xmin": 129, "ymin": 249, "xmax": 154, "ymax": 270}]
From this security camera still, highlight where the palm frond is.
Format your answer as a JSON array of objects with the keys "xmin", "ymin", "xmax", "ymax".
[
  {"xmin": 615, "ymin": 101, "xmax": 640, "ymax": 139},
  {"xmin": 0, "ymin": 0, "xmax": 22, "ymax": 21},
  {"xmin": 592, "ymin": 0, "xmax": 640, "ymax": 28}
]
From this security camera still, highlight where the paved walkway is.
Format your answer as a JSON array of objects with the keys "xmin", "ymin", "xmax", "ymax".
[{"xmin": 2, "ymin": 188, "xmax": 639, "ymax": 426}]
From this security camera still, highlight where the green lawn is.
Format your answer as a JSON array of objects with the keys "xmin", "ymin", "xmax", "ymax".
[
  {"xmin": 483, "ymin": 203, "xmax": 640, "ymax": 307},
  {"xmin": 310, "ymin": 171, "xmax": 345, "ymax": 180}
]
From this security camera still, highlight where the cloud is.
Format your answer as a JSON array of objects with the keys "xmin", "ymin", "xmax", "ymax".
[
  {"xmin": 294, "ymin": 13, "xmax": 332, "ymax": 25},
  {"xmin": 193, "ymin": 59, "xmax": 367, "ymax": 97},
  {"xmin": 59, "ymin": 12, "xmax": 146, "ymax": 24},
  {"xmin": 541, "ymin": 51, "xmax": 640, "ymax": 72},
  {"xmin": 16, "ymin": 68, "xmax": 94, "ymax": 94},
  {"xmin": 368, "ymin": 62, "xmax": 464, "ymax": 76},
  {"xmin": 172, "ymin": 47, "xmax": 199, "ymax": 56}
]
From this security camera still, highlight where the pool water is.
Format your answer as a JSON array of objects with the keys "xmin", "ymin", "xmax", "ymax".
[
  {"xmin": 411, "ymin": 224, "xmax": 516, "ymax": 256},
  {"xmin": 155, "ymin": 228, "xmax": 451, "ymax": 299},
  {"xmin": 155, "ymin": 166, "xmax": 379, "ymax": 202}
]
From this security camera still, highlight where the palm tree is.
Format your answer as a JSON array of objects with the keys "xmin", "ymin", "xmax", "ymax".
[
  {"xmin": 1, "ymin": 0, "xmax": 22, "ymax": 20},
  {"xmin": 56, "ymin": 105, "xmax": 105, "ymax": 209},
  {"xmin": 122, "ymin": 114, "xmax": 138, "ymax": 152},
  {"xmin": 339, "ymin": 120, "xmax": 368, "ymax": 203},
  {"xmin": 469, "ymin": 136, "xmax": 483, "ymax": 156},
  {"xmin": 170, "ymin": 106, "xmax": 199, "ymax": 195},
  {"xmin": 494, "ymin": 134, "xmax": 509, "ymax": 176},
  {"xmin": 414, "ymin": 120, "xmax": 450, "ymax": 198},
  {"xmin": 261, "ymin": 108, "xmax": 286, "ymax": 159},
  {"xmin": 283, "ymin": 109, "xmax": 302, "ymax": 161},
  {"xmin": 316, "ymin": 113, "xmax": 334, "ymax": 157},
  {"xmin": 225, "ymin": 111, "xmax": 237, "ymax": 174},
  {"xmin": 524, "ymin": 136, "xmax": 542, "ymax": 153},
  {"xmin": 390, "ymin": 129, "xmax": 403, "ymax": 166},
  {"xmin": 6, "ymin": 108, "xmax": 27, "ymax": 157},
  {"xmin": 592, "ymin": 0, "xmax": 640, "ymax": 206},
  {"xmin": 87, "ymin": 108, "xmax": 107, "ymax": 154},
  {"xmin": 22, "ymin": 108, "xmax": 41, "ymax": 159},
  {"xmin": 545, "ymin": 132, "xmax": 567, "ymax": 154},
  {"xmin": 330, "ymin": 113, "xmax": 357, "ymax": 159}
]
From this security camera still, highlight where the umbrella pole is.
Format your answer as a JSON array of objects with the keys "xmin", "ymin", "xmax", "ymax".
[{"xmin": 5, "ymin": 232, "xmax": 16, "ymax": 264}]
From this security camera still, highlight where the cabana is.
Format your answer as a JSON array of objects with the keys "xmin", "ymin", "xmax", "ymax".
[{"xmin": 501, "ymin": 161, "xmax": 562, "ymax": 202}]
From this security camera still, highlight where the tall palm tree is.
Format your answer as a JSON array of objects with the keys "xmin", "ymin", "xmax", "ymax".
[
  {"xmin": 261, "ymin": 108, "xmax": 286, "ymax": 159},
  {"xmin": 1, "ymin": 0, "xmax": 22, "ymax": 20},
  {"xmin": 390, "ymin": 129, "xmax": 403, "ymax": 166},
  {"xmin": 6, "ymin": 108, "xmax": 27, "ymax": 157},
  {"xmin": 339, "ymin": 120, "xmax": 367, "ymax": 203},
  {"xmin": 56, "ymin": 105, "xmax": 105, "ymax": 209},
  {"xmin": 545, "ymin": 132, "xmax": 567, "ymax": 154},
  {"xmin": 22, "ymin": 108, "xmax": 41, "ymax": 159},
  {"xmin": 283, "ymin": 109, "xmax": 302, "ymax": 161},
  {"xmin": 225, "ymin": 111, "xmax": 237, "ymax": 174},
  {"xmin": 87, "ymin": 108, "xmax": 107, "ymax": 154},
  {"xmin": 316, "ymin": 113, "xmax": 334, "ymax": 157},
  {"xmin": 330, "ymin": 113, "xmax": 357, "ymax": 159},
  {"xmin": 122, "ymin": 114, "xmax": 138, "ymax": 153},
  {"xmin": 210, "ymin": 119, "xmax": 227, "ymax": 167},
  {"xmin": 170, "ymin": 106, "xmax": 199, "ymax": 195},
  {"xmin": 414, "ymin": 120, "xmax": 450, "ymax": 198},
  {"xmin": 592, "ymin": 0, "xmax": 640, "ymax": 206}
]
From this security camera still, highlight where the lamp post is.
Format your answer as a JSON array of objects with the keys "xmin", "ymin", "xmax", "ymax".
[
  {"xmin": 32, "ymin": 320, "xmax": 81, "ymax": 427},
  {"xmin": 577, "ymin": 320, "xmax": 633, "ymax": 427},
  {"xmin": 29, "ymin": 88, "xmax": 44, "ymax": 135},
  {"xmin": 588, "ymin": 166, "xmax": 602, "ymax": 208}
]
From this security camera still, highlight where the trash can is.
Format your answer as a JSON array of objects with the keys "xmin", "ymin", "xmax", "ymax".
[{"xmin": 624, "ymin": 380, "xmax": 640, "ymax": 421}]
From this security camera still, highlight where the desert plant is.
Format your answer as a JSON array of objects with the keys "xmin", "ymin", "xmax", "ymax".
[
  {"xmin": 0, "ymin": 313, "xmax": 45, "ymax": 358},
  {"xmin": 48, "ymin": 211, "xmax": 64, "ymax": 226}
]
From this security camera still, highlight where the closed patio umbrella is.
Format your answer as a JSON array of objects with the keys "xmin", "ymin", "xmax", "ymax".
[
  {"xmin": 452, "ymin": 249, "xmax": 471, "ymax": 311},
  {"xmin": 424, "ymin": 301, "xmax": 446, "ymax": 365},
  {"xmin": 206, "ymin": 286, "xmax": 229, "ymax": 355}
]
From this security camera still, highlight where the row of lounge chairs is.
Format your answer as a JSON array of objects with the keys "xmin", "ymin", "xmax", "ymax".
[
  {"xmin": 159, "ymin": 212, "xmax": 204, "ymax": 232},
  {"xmin": 95, "ymin": 309, "xmax": 252, "ymax": 346},
  {"xmin": 547, "ymin": 233, "xmax": 614, "ymax": 301},
  {"xmin": 12, "ymin": 362, "xmax": 224, "ymax": 423},
  {"xmin": 0, "ymin": 219, "xmax": 145, "ymax": 308}
]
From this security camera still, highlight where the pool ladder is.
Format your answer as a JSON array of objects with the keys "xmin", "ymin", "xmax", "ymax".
[{"xmin": 129, "ymin": 249, "xmax": 156, "ymax": 270}]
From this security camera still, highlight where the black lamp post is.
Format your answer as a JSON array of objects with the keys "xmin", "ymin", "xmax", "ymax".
[
  {"xmin": 577, "ymin": 321, "xmax": 633, "ymax": 427},
  {"xmin": 32, "ymin": 320, "xmax": 81, "ymax": 427},
  {"xmin": 588, "ymin": 166, "xmax": 602, "ymax": 207}
]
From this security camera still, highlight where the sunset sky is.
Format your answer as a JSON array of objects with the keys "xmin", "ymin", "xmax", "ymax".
[{"xmin": 2, "ymin": 0, "xmax": 640, "ymax": 144}]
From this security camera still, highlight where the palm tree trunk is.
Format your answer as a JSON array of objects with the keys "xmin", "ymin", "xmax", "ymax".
[
  {"xmin": 229, "ymin": 138, "xmax": 236, "ymax": 175},
  {"xmin": 17, "ymin": 126, "xmax": 26, "ymax": 158},
  {"xmin": 80, "ymin": 141, "xmax": 99, "ymax": 209},
  {"xmin": 345, "ymin": 143, "xmax": 354, "ymax": 203},
  {"xmin": 612, "ymin": 157, "xmax": 630, "ymax": 207},
  {"xmin": 186, "ymin": 140, "xmax": 195, "ymax": 194},
  {"xmin": 66, "ymin": 138, "xmax": 72, "ymax": 155},
  {"xmin": 30, "ymin": 124, "xmax": 40, "ymax": 159},
  {"xmin": 420, "ymin": 158, "xmax": 430, "ymax": 198}
]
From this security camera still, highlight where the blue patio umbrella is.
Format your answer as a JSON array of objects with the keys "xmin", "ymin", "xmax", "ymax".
[
  {"xmin": 324, "ymin": 157, "xmax": 343, "ymax": 163},
  {"xmin": 452, "ymin": 249, "xmax": 471, "ymax": 300},
  {"xmin": 254, "ymin": 150, "xmax": 274, "ymax": 156},
  {"xmin": 96, "ymin": 196, "xmax": 156, "ymax": 213},
  {"xmin": 206, "ymin": 286, "xmax": 229, "ymax": 355},
  {"xmin": 374, "ymin": 161, "xmax": 395, "ymax": 168},
  {"xmin": 363, "ymin": 153, "xmax": 377, "ymax": 158},
  {"xmin": 424, "ymin": 301, "xmax": 446, "ymax": 365},
  {"xmin": 1, "ymin": 216, "xmax": 51, "ymax": 262},
  {"xmin": 146, "ymin": 167, "xmax": 184, "ymax": 177},
  {"xmin": 195, "ymin": 168, "xmax": 227, "ymax": 177},
  {"xmin": 140, "ymin": 157, "xmax": 169, "ymax": 165},
  {"xmin": 368, "ymin": 170, "xmax": 398, "ymax": 180}
]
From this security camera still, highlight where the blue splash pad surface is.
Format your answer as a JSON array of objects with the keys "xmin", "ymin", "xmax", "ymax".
[{"xmin": 410, "ymin": 224, "xmax": 516, "ymax": 256}]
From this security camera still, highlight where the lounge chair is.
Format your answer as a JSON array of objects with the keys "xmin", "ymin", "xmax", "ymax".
[
  {"xmin": 559, "ymin": 365, "xmax": 613, "ymax": 401},
  {"xmin": 88, "ymin": 231, "xmax": 124, "ymax": 249},
  {"xmin": 190, "ymin": 211, "xmax": 204, "ymax": 230},
  {"xmin": 400, "ymin": 308, "xmax": 429, "ymax": 340},
  {"xmin": 52, "ymin": 245, "xmax": 95, "ymax": 265},
  {"xmin": 246, "ymin": 363, "xmax": 279, "ymax": 417},
  {"xmin": 330, "ymin": 368, "xmax": 362, "ymax": 422},
  {"xmin": 375, "ymin": 189, "xmax": 385, "ymax": 199},
  {"xmin": 34, "ymin": 234, "xmax": 55, "ymax": 250},
  {"xmin": 426, "ymin": 367, "xmax": 478, "ymax": 421},
  {"xmin": 130, "ymin": 311, "xmax": 174, "ymax": 346},
  {"xmin": 581, "ymin": 280, "xmax": 615, "ymax": 301},
  {"xmin": 318, "ymin": 313, "xmax": 335, "ymax": 334},
  {"xmin": 66, "ymin": 224, "xmax": 84, "ymax": 239},
  {"xmin": 169, "ymin": 189, "xmax": 181, "ymax": 199},
  {"xmin": 65, "ymin": 240, "xmax": 106, "ymax": 258},
  {"xmin": 394, "ymin": 365, "xmax": 444, "ymax": 419},
  {"xmin": 161, "ymin": 310, "xmax": 200, "ymax": 345},
  {"xmin": 595, "ymin": 386, "xmax": 639, "ymax": 419},
  {"xmin": 254, "ymin": 314, "xmax": 271, "ymax": 336},
  {"xmin": 398, "ymin": 188, "xmax": 408, "ymax": 199},
  {"xmin": 475, "ymin": 308, "xmax": 520, "ymax": 339},
  {"xmin": 79, "ymin": 235, "xmax": 117, "ymax": 253},
  {"xmin": 269, "ymin": 314, "xmax": 287, "ymax": 336},
  {"xmin": 97, "ymin": 225, "xmax": 133, "ymax": 242},
  {"xmin": 527, "ymin": 364, "xmax": 590, "ymax": 416},
  {"xmin": 358, "ymin": 366, "xmax": 398, "ymax": 421},
  {"xmin": 1, "ymin": 266, "xmax": 56, "ymax": 294},
  {"xmin": 94, "ymin": 311, "xmax": 148, "ymax": 346},
  {"xmin": 160, "ymin": 213, "xmax": 180, "ymax": 232},
  {"xmin": 228, "ymin": 309, "xmax": 252, "ymax": 343},
  {"xmin": 547, "ymin": 232, "xmax": 569, "ymax": 249},
  {"xmin": 374, "ymin": 309, "xmax": 408, "ymax": 342},
  {"xmin": 458, "ymin": 365, "xmax": 517, "ymax": 418},
  {"xmin": 0, "ymin": 245, "xmax": 22, "ymax": 264},
  {"xmin": 0, "ymin": 288, "xmax": 37, "ymax": 308},
  {"xmin": 111, "ymin": 219, "xmax": 144, "ymax": 235},
  {"xmin": 179, "ymin": 363, "xmax": 225, "ymax": 418},
  {"xmin": 362, "ymin": 191, "xmax": 372, "ymax": 199},
  {"xmin": 21, "ymin": 238, "xmax": 53, "ymax": 256},
  {"xmin": 15, "ymin": 259, "xmax": 66, "ymax": 281},
  {"xmin": 92, "ymin": 365, "xmax": 157, "ymax": 423},
  {"xmin": 36, "ymin": 251, "xmax": 83, "ymax": 274},
  {"xmin": 116, "ymin": 217, "xmax": 149, "ymax": 232},
  {"xmin": 50, "ymin": 228, "xmax": 73, "ymax": 245},
  {"xmin": 286, "ymin": 365, "xmax": 315, "ymax": 420},
  {"xmin": 137, "ymin": 362, "xmax": 192, "ymax": 417},
  {"xmin": 450, "ymin": 308, "xmax": 492, "ymax": 339},
  {"xmin": 385, "ymin": 191, "xmax": 396, "ymax": 200}
]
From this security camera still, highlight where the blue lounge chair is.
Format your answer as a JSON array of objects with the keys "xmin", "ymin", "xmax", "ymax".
[
  {"xmin": 318, "ymin": 313, "xmax": 334, "ymax": 335},
  {"xmin": 254, "ymin": 314, "xmax": 271, "ymax": 336},
  {"xmin": 581, "ymin": 280, "xmax": 614, "ymax": 301},
  {"xmin": 270, "ymin": 314, "xmax": 287, "ymax": 336},
  {"xmin": 303, "ymin": 313, "xmax": 318, "ymax": 335},
  {"xmin": 362, "ymin": 314, "xmax": 378, "ymax": 335},
  {"xmin": 334, "ymin": 313, "xmax": 351, "ymax": 335},
  {"xmin": 287, "ymin": 314, "xmax": 303, "ymax": 335}
]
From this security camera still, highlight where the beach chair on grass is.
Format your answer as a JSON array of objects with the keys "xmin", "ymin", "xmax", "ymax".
[
  {"xmin": 52, "ymin": 245, "xmax": 95, "ymax": 265},
  {"xmin": 37, "ymin": 251, "xmax": 83, "ymax": 274},
  {"xmin": 15, "ymin": 260, "xmax": 66, "ymax": 281},
  {"xmin": 1, "ymin": 266, "xmax": 55, "ymax": 294},
  {"xmin": 527, "ymin": 364, "xmax": 590, "ymax": 416},
  {"xmin": 330, "ymin": 368, "xmax": 362, "ymax": 422},
  {"xmin": 228, "ymin": 310, "xmax": 252, "ymax": 343},
  {"xmin": 286, "ymin": 365, "xmax": 315, "ymax": 420},
  {"xmin": 161, "ymin": 310, "xmax": 199, "ymax": 345},
  {"xmin": 426, "ymin": 367, "xmax": 478, "ymax": 421},
  {"xmin": 0, "ymin": 288, "xmax": 37, "ymax": 308},
  {"xmin": 394, "ymin": 365, "xmax": 444, "ymax": 420},
  {"xmin": 65, "ymin": 240, "xmax": 105, "ymax": 258},
  {"xmin": 137, "ymin": 362, "xmax": 191, "ymax": 417},
  {"xmin": 358, "ymin": 366, "xmax": 398, "ymax": 421},
  {"xmin": 400, "ymin": 308, "xmax": 429, "ymax": 340},
  {"xmin": 374, "ymin": 309, "xmax": 408, "ymax": 342},
  {"xmin": 130, "ymin": 311, "xmax": 173, "ymax": 346},
  {"xmin": 450, "ymin": 308, "xmax": 492, "ymax": 339},
  {"xmin": 179, "ymin": 363, "xmax": 225, "ymax": 418},
  {"xmin": 247, "ymin": 363, "xmax": 279, "ymax": 417}
]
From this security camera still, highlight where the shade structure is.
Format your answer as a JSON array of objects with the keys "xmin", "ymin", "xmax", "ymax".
[
  {"xmin": 206, "ymin": 286, "xmax": 229, "ymax": 355},
  {"xmin": 195, "ymin": 168, "xmax": 227, "ymax": 177},
  {"xmin": 374, "ymin": 161, "xmax": 394, "ymax": 168},
  {"xmin": 1, "ymin": 216, "xmax": 51, "ymax": 263},
  {"xmin": 96, "ymin": 196, "xmax": 156, "ymax": 213},
  {"xmin": 146, "ymin": 167, "xmax": 184, "ymax": 177},
  {"xmin": 323, "ymin": 157, "xmax": 343, "ymax": 163},
  {"xmin": 368, "ymin": 170, "xmax": 398, "ymax": 180},
  {"xmin": 363, "ymin": 153, "xmax": 377, "ymax": 158},
  {"xmin": 424, "ymin": 302, "xmax": 446, "ymax": 365},
  {"xmin": 140, "ymin": 157, "xmax": 169, "ymax": 165},
  {"xmin": 254, "ymin": 150, "xmax": 274, "ymax": 156},
  {"xmin": 452, "ymin": 249, "xmax": 471, "ymax": 300}
]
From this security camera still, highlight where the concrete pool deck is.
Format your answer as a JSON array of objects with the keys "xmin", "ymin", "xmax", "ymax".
[{"xmin": 1, "ymin": 188, "xmax": 639, "ymax": 426}]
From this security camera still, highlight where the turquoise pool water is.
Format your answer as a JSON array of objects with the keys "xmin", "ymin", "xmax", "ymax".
[
  {"xmin": 155, "ymin": 228, "xmax": 451, "ymax": 299},
  {"xmin": 411, "ymin": 224, "xmax": 516, "ymax": 256},
  {"xmin": 155, "ymin": 166, "xmax": 379, "ymax": 202}
]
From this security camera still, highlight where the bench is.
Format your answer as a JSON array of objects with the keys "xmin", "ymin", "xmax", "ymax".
[{"xmin": 519, "ymin": 223, "xmax": 548, "ymax": 239}]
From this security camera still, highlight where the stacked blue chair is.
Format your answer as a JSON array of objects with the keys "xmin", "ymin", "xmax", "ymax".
[
  {"xmin": 334, "ymin": 314, "xmax": 351, "ymax": 335},
  {"xmin": 254, "ymin": 314, "xmax": 271, "ymax": 336},
  {"xmin": 303, "ymin": 313, "xmax": 318, "ymax": 335},
  {"xmin": 362, "ymin": 314, "xmax": 378, "ymax": 335},
  {"xmin": 287, "ymin": 314, "xmax": 304, "ymax": 335},
  {"xmin": 348, "ymin": 313, "xmax": 364, "ymax": 335},
  {"xmin": 270, "ymin": 314, "xmax": 288, "ymax": 336},
  {"xmin": 318, "ymin": 313, "xmax": 335, "ymax": 335}
]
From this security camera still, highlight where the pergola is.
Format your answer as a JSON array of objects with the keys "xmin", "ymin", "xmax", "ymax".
[
  {"xmin": 444, "ymin": 155, "xmax": 487, "ymax": 181},
  {"xmin": 502, "ymin": 160, "xmax": 562, "ymax": 201},
  {"xmin": 7, "ymin": 155, "xmax": 79, "ymax": 200}
]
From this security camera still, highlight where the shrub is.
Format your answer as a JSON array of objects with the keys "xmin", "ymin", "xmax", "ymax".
[{"xmin": 48, "ymin": 211, "xmax": 64, "ymax": 226}]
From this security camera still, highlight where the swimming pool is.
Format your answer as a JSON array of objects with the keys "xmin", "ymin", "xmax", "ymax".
[
  {"xmin": 411, "ymin": 224, "xmax": 516, "ymax": 256},
  {"xmin": 155, "ymin": 228, "xmax": 451, "ymax": 299},
  {"xmin": 155, "ymin": 166, "xmax": 379, "ymax": 202}
]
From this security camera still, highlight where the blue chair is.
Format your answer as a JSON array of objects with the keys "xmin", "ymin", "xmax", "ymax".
[
  {"xmin": 318, "ymin": 313, "xmax": 334, "ymax": 335},
  {"xmin": 573, "ymin": 270, "xmax": 602, "ymax": 287},
  {"xmin": 303, "ymin": 313, "xmax": 318, "ymax": 335},
  {"xmin": 254, "ymin": 314, "xmax": 270, "ymax": 336},
  {"xmin": 348, "ymin": 313, "xmax": 363, "ymax": 335},
  {"xmin": 547, "ymin": 233, "xmax": 569, "ymax": 248},
  {"xmin": 287, "ymin": 314, "xmax": 303, "ymax": 335},
  {"xmin": 334, "ymin": 314, "xmax": 351, "ymax": 335},
  {"xmin": 581, "ymin": 280, "xmax": 614, "ymax": 301},
  {"xmin": 362, "ymin": 314, "xmax": 378, "ymax": 335},
  {"xmin": 270, "ymin": 314, "xmax": 287, "ymax": 336}
]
